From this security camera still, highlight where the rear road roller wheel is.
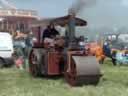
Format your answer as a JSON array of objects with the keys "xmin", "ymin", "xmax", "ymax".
[
  {"xmin": 29, "ymin": 49, "xmax": 38, "ymax": 77},
  {"xmin": 29, "ymin": 49, "xmax": 41, "ymax": 77},
  {"xmin": 0, "ymin": 59, "xmax": 5, "ymax": 68}
]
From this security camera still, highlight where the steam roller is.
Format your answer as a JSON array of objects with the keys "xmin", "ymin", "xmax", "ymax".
[
  {"xmin": 29, "ymin": 9, "xmax": 102, "ymax": 86},
  {"xmin": 29, "ymin": 46, "xmax": 101, "ymax": 86}
]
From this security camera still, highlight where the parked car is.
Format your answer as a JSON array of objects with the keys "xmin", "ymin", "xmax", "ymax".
[{"xmin": 0, "ymin": 32, "xmax": 14, "ymax": 67}]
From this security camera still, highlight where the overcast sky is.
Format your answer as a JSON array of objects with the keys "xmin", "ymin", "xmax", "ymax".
[
  {"xmin": 6, "ymin": 0, "xmax": 128, "ymax": 30},
  {"xmin": 74, "ymin": 0, "xmax": 128, "ymax": 28},
  {"xmin": 9, "ymin": 0, "xmax": 74, "ymax": 17}
]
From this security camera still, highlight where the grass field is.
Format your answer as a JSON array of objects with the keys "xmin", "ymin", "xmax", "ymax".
[{"xmin": 0, "ymin": 60, "xmax": 128, "ymax": 96}]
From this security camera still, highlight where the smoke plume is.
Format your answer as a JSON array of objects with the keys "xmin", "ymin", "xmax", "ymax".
[{"xmin": 70, "ymin": 0, "xmax": 97, "ymax": 14}]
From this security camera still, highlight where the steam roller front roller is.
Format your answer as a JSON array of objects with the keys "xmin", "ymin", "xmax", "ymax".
[{"xmin": 65, "ymin": 56, "xmax": 102, "ymax": 86}]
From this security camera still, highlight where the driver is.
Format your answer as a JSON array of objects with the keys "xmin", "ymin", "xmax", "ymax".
[
  {"xmin": 43, "ymin": 23, "xmax": 59, "ymax": 39},
  {"xmin": 42, "ymin": 23, "xmax": 60, "ymax": 46}
]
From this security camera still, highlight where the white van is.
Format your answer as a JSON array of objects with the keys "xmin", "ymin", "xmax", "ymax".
[{"xmin": 0, "ymin": 32, "xmax": 14, "ymax": 67}]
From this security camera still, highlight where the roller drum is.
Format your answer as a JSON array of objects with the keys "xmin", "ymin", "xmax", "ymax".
[{"xmin": 65, "ymin": 56, "xmax": 101, "ymax": 86}]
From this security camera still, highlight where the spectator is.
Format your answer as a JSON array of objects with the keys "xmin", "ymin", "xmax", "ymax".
[
  {"xmin": 25, "ymin": 31, "xmax": 34, "ymax": 57},
  {"xmin": 103, "ymin": 40, "xmax": 111, "ymax": 57}
]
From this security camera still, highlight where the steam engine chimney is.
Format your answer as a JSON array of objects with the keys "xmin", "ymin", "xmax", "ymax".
[{"xmin": 67, "ymin": 8, "xmax": 76, "ymax": 44}]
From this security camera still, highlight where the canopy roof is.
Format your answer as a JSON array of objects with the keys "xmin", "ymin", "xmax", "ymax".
[{"xmin": 30, "ymin": 15, "xmax": 87, "ymax": 27}]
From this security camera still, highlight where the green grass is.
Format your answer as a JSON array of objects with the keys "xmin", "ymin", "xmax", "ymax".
[{"xmin": 0, "ymin": 60, "xmax": 128, "ymax": 96}]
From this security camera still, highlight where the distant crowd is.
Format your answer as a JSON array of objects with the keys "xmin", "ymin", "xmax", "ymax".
[{"xmin": 10, "ymin": 30, "xmax": 34, "ymax": 70}]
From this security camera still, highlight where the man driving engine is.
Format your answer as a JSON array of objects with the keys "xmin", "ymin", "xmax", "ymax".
[
  {"xmin": 43, "ymin": 23, "xmax": 59, "ymax": 39},
  {"xmin": 42, "ymin": 23, "xmax": 60, "ymax": 46}
]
